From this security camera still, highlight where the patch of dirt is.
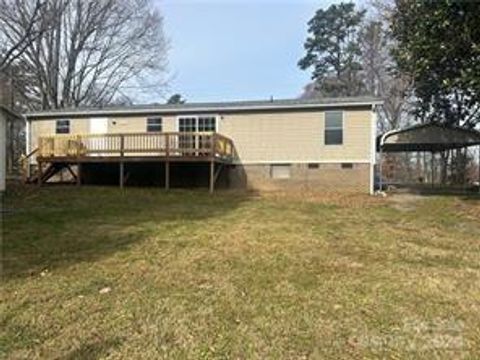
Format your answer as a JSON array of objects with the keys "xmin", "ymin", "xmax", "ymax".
[
  {"xmin": 454, "ymin": 198, "xmax": 480, "ymax": 220},
  {"xmin": 260, "ymin": 190, "xmax": 385, "ymax": 208},
  {"xmin": 388, "ymin": 194, "xmax": 425, "ymax": 212}
]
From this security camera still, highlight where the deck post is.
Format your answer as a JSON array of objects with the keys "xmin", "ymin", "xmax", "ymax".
[
  {"xmin": 165, "ymin": 161, "xmax": 170, "ymax": 190},
  {"xmin": 119, "ymin": 162, "xmax": 124, "ymax": 189},
  {"xmin": 77, "ymin": 162, "xmax": 82, "ymax": 186},
  {"xmin": 209, "ymin": 133, "xmax": 216, "ymax": 194},
  {"xmin": 165, "ymin": 133, "xmax": 170, "ymax": 190},
  {"xmin": 209, "ymin": 160, "xmax": 215, "ymax": 194},
  {"xmin": 120, "ymin": 134, "xmax": 125, "ymax": 157},
  {"xmin": 165, "ymin": 133, "xmax": 170, "ymax": 158},
  {"xmin": 37, "ymin": 161, "xmax": 43, "ymax": 187}
]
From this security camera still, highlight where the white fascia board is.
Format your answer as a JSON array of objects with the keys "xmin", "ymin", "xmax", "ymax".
[{"xmin": 25, "ymin": 101, "xmax": 384, "ymax": 120}]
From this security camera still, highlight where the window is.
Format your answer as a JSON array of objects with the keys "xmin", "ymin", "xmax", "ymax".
[
  {"xmin": 341, "ymin": 163, "xmax": 353, "ymax": 169},
  {"xmin": 308, "ymin": 163, "xmax": 319, "ymax": 169},
  {"xmin": 178, "ymin": 117, "xmax": 196, "ymax": 132},
  {"xmin": 147, "ymin": 117, "xmax": 162, "ymax": 132},
  {"xmin": 178, "ymin": 116, "xmax": 216, "ymax": 132},
  {"xmin": 270, "ymin": 164, "xmax": 291, "ymax": 179},
  {"xmin": 56, "ymin": 119, "xmax": 70, "ymax": 134},
  {"xmin": 198, "ymin": 116, "xmax": 216, "ymax": 132},
  {"xmin": 325, "ymin": 111, "xmax": 343, "ymax": 145}
]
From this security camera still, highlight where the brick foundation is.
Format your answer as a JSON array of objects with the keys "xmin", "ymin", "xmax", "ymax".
[{"xmin": 229, "ymin": 163, "xmax": 372, "ymax": 193}]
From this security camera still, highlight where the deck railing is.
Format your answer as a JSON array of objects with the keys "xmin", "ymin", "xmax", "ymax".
[{"xmin": 38, "ymin": 132, "xmax": 237, "ymax": 161}]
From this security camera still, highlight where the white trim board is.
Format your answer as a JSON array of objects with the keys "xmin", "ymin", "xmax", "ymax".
[{"xmin": 233, "ymin": 160, "xmax": 371, "ymax": 165}]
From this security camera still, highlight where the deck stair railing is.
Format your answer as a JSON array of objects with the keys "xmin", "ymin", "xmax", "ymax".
[{"xmin": 19, "ymin": 148, "xmax": 39, "ymax": 183}]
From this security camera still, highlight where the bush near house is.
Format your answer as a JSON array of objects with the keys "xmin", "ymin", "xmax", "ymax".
[{"xmin": 1, "ymin": 187, "xmax": 479, "ymax": 358}]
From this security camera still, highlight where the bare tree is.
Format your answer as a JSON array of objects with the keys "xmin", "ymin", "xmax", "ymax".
[
  {"xmin": 358, "ymin": 1, "xmax": 420, "ymax": 186},
  {"xmin": 1, "ymin": 0, "xmax": 168, "ymax": 109},
  {"xmin": 359, "ymin": 19, "xmax": 412, "ymax": 132},
  {"xmin": 0, "ymin": 0, "xmax": 48, "ymax": 72}
]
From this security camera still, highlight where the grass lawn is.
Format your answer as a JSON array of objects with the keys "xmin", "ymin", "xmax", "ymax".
[{"xmin": 1, "ymin": 187, "xmax": 479, "ymax": 359}]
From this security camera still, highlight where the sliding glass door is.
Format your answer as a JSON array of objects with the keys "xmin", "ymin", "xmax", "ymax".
[{"xmin": 178, "ymin": 116, "xmax": 216, "ymax": 154}]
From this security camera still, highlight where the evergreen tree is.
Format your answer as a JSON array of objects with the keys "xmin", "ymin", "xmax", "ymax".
[
  {"xmin": 298, "ymin": 2, "xmax": 366, "ymax": 97},
  {"xmin": 167, "ymin": 94, "xmax": 186, "ymax": 105},
  {"xmin": 391, "ymin": 0, "xmax": 480, "ymax": 128}
]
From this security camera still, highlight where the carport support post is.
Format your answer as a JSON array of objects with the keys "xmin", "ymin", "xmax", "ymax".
[
  {"xmin": 431, "ymin": 152, "xmax": 435, "ymax": 188},
  {"xmin": 119, "ymin": 162, "xmax": 124, "ymax": 189}
]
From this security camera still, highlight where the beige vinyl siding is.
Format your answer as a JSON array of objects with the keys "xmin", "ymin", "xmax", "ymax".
[
  {"xmin": 29, "ymin": 108, "xmax": 373, "ymax": 163},
  {"xmin": 107, "ymin": 116, "xmax": 177, "ymax": 133},
  {"xmin": 30, "ymin": 118, "xmax": 89, "ymax": 150},
  {"xmin": 29, "ymin": 116, "xmax": 176, "ymax": 146},
  {"xmin": 219, "ymin": 109, "xmax": 372, "ymax": 162}
]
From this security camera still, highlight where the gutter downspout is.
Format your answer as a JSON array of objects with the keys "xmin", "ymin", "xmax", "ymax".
[{"xmin": 370, "ymin": 104, "xmax": 378, "ymax": 195}]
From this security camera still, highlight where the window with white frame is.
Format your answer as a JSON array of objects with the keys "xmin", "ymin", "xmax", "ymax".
[
  {"xmin": 56, "ymin": 119, "xmax": 70, "ymax": 134},
  {"xmin": 147, "ymin": 117, "xmax": 162, "ymax": 132},
  {"xmin": 325, "ymin": 111, "xmax": 343, "ymax": 145},
  {"xmin": 178, "ymin": 116, "xmax": 217, "ymax": 151},
  {"xmin": 178, "ymin": 116, "xmax": 216, "ymax": 132},
  {"xmin": 178, "ymin": 117, "xmax": 197, "ymax": 132},
  {"xmin": 198, "ymin": 116, "xmax": 216, "ymax": 132}
]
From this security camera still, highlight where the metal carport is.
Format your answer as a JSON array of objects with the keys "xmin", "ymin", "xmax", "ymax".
[{"xmin": 377, "ymin": 123, "xmax": 480, "ymax": 192}]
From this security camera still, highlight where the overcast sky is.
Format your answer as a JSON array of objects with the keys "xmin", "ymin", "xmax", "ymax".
[{"xmin": 156, "ymin": 0, "xmax": 347, "ymax": 103}]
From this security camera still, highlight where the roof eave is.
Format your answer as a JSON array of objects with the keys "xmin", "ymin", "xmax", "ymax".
[
  {"xmin": 25, "ymin": 100, "xmax": 383, "ymax": 120},
  {"xmin": 0, "ymin": 105, "xmax": 23, "ymax": 120}
]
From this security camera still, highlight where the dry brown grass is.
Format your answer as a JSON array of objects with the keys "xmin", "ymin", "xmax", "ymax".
[
  {"xmin": 1, "ymin": 187, "xmax": 479, "ymax": 359},
  {"xmin": 260, "ymin": 189, "xmax": 384, "ymax": 208}
]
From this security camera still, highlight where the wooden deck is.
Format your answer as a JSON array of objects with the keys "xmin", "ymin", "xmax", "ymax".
[
  {"xmin": 33, "ymin": 132, "xmax": 237, "ymax": 192},
  {"xmin": 37, "ymin": 132, "xmax": 236, "ymax": 163}
]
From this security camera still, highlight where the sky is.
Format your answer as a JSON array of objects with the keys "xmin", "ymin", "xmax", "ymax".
[{"xmin": 155, "ymin": 0, "xmax": 345, "ymax": 103}]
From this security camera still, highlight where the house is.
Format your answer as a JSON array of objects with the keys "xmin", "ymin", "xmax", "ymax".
[
  {"xmin": 1, "ymin": 105, "xmax": 23, "ymax": 192},
  {"xmin": 24, "ymin": 97, "xmax": 382, "ymax": 193}
]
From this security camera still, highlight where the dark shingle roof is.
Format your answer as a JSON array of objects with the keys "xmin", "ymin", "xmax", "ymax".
[{"xmin": 26, "ymin": 96, "xmax": 382, "ymax": 119}]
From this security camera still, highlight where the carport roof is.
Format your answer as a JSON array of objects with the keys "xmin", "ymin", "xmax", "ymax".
[{"xmin": 378, "ymin": 123, "xmax": 480, "ymax": 152}]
